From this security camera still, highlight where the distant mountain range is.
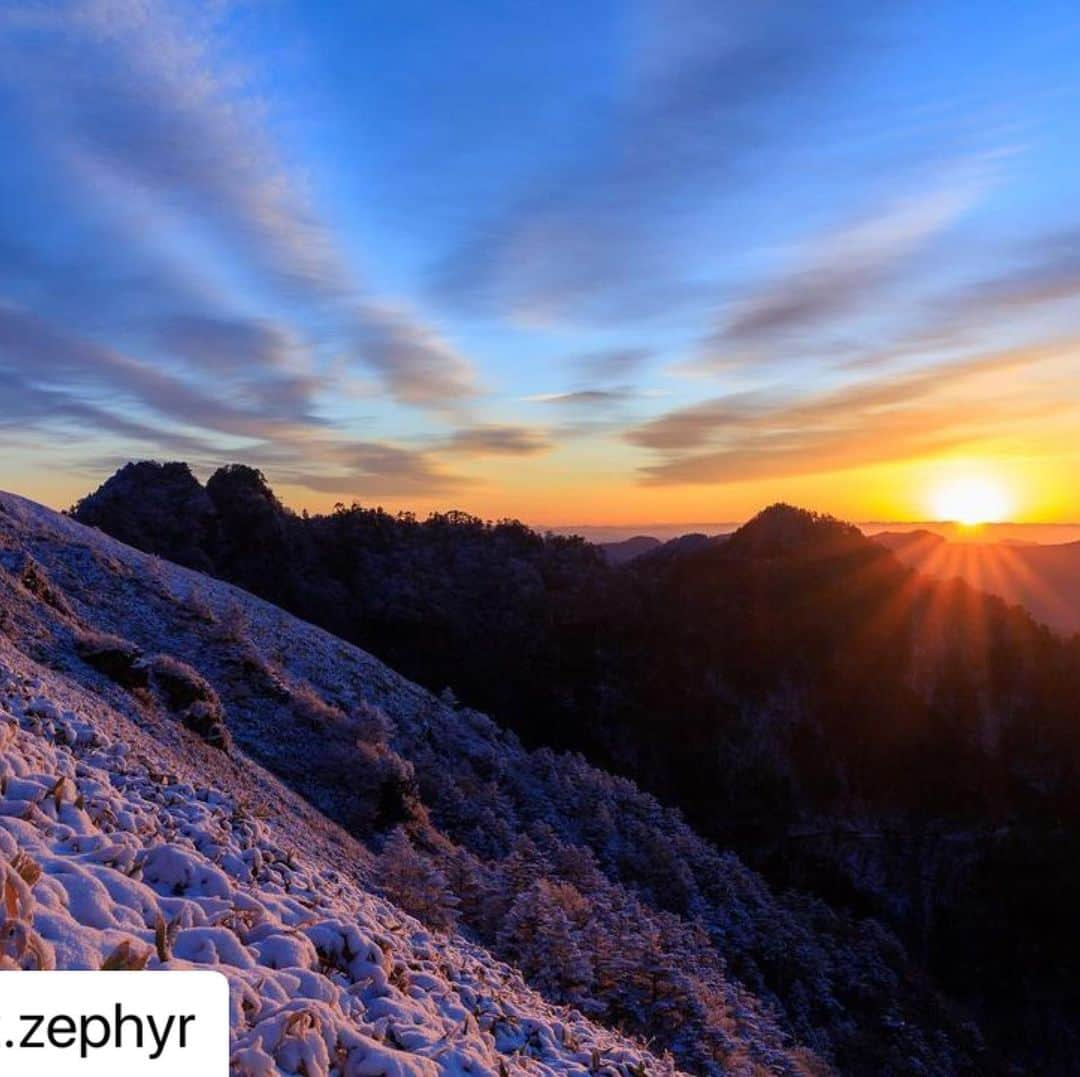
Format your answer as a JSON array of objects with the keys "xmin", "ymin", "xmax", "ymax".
[
  {"xmin": 875, "ymin": 529, "xmax": 1080, "ymax": 635},
  {"xmin": 605, "ymin": 525, "xmax": 1080, "ymax": 638},
  {"xmin": 599, "ymin": 532, "xmax": 729, "ymax": 565}
]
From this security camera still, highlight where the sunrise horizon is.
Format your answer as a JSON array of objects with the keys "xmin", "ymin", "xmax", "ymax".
[{"xmin": 17, "ymin": 458, "xmax": 1080, "ymax": 547}]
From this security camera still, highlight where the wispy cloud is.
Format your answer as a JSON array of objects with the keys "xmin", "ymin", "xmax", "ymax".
[
  {"xmin": 273, "ymin": 442, "xmax": 472, "ymax": 499},
  {"xmin": 442, "ymin": 425, "xmax": 551, "ymax": 456},
  {"xmin": 0, "ymin": 302, "xmax": 475, "ymax": 498},
  {"xmin": 0, "ymin": 304, "xmax": 314, "ymax": 437},
  {"xmin": 352, "ymin": 302, "xmax": 478, "ymax": 406},
  {"xmin": 0, "ymin": 0, "xmax": 478, "ymax": 409},
  {"xmin": 928, "ymin": 227, "xmax": 1080, "ymax": 325},
  {"xmin": 629, "ymin": 345, "xmax": 1072, "ymax": 485},
  {"xmin": 532, "ymin": 389, "xmax": 638, "ymax": 408},
  {"xmin": 570, "ymin": 347, "xmax": 653, "ymax": 381},
  {"xmin": 699, "ymin": 177, "xmax": 986, "ymax": 364},
  {"xmin": 434, "ymin": 0, "xmax": 895, "ymax": 322}
]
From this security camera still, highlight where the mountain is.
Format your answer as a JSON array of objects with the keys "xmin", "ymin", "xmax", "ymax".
[
  {"xmin": 876, "ymin": 529, "xmax": 1080, "ymax": 636},
  {"xmin": 0, "ymin": 494, "xmax": 681, "ymax": 1074},
  {"xmin": 1, "ymin": 492, "xmax": 722, "ymax": 1074},
  {"xmin": 598, "ymin": 535, "xmax": 662, "ymax": 564},
  {"xmin": 71, "ymin": 465, "xmax": 1080, "ymax": 1070},
  {"xmin": 600, "ymin": 533, "xmax": 729, "ymax": 566},
  {"xmin": 0, "ymin": 489, "xmax": 989, "ymax": 1074}
]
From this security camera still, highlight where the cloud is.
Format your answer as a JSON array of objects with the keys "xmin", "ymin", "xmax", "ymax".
[
  {"xmin": 153, "ymin": 314, "xmax": 332, "ymax": 418},
  {"xmin": 532, "ymin": 389, "xmax": 638, "ymax": 409},
  {"xmin": 822, "ymin": 224, "xmax": 1080, "ymax": 376},
  {"xmin": 272, "ymin": 442, "xmax": 472, "ymax": 498},
  {"xmin": 442, "ymin": 425, "xmax": 551, "ymax": 456},
  {"xmin": 930, "ymin": 228, "xmax": 1080, "ymax": 324},
  {"xmin": 629, "ymin": 344, "xmax": 1070, "ymax": 485},
  {"xmin": 434, "ymin": 0, "xmax": 893, "ymax": 321},
  {"xmin": 2, "ymin": 1, "xmax": 342, "ymax": 295},
  {"xmin": 569, "ymin": 347, "xmax": 653, "ymax": 381},
  {"xmin": 352, "ymin": 302, "xmax": 478, "ymax": 406},
  {"xmin": 0, "ymin": 368, "xmax": 220, "ymax": 458},
  {"xmin": 0, "ymin": 0, "xmax": 479, "ymax": 408},
  {"xmin": 0, "ymin": 303, "xmax": 319, "ymax": 437},
  {"xmin": 626, "ymin": 389, "xmax": 780, "ymax": 451},
  {"xmin": 703, "ymin": 179, "xmax": 984, "ymax": 359},
  {"xmin": 156, "ymin": 316, "xmax": 301, "ymax": 375},
  {"xmin": 0, "ymin": 304, "xmax": 473, "ymax": 497}
]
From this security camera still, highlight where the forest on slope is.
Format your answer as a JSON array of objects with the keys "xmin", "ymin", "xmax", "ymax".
[{"xmin": 73, "ymin": 461, "xmax": 1080, "ymax": 1070}]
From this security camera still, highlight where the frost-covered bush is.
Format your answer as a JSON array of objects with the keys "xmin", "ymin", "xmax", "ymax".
[
  {"xmin": 144, "ymin": 654, "xmax": 217, "ymax": 709},
  {"xmin": 353, "ymin": 699, "xmax": 392, "ymax": 744},
  {"xmin": 183, "ymin": 583, "xmax": 216, "ymax": 624},
  {"xmin": 6, "ymin": 552, "xmax": 73, "ymax": 617},
  {"xmin": 290, "ymin": 684, "xmax": 392, "ymax": 743},
  {"xmin": 74, "ymin": 630, "xmax": 148, "ymax": 688},
  {"xmin": 139, "ymin": 654, "xmax": 231, "ymax": 752},
  {"xmin": 289, "ymin": 681, "xmax": 348, "ymax": 730},
  {"xmin": 216, "ymin": 600, "xmax": 250, "ymax": 644}
]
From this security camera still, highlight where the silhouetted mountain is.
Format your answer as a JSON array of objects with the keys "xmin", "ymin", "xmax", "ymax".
[
  {"xmin": 598, "ymin": 534, "xmax": 662, "ymax": 564},
  {"xmin": 72, "ymin": 463, "xmax": 1080, "ymax": 1070},
  {"xmin": 600, "ymin": 532, "xmax": 730, "ymax": 566},
  {"xmin": 638, "ymin": 531, "xmax": 729, "ymax": 564},
  {"xmin": 724, "ymin": 503, "xmax": 863, "ymax": 558}
]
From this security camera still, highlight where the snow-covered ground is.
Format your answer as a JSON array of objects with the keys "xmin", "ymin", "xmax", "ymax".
[{"xmin": 0, "ymin": 491, "xmax": 678, "ymax": 1075}]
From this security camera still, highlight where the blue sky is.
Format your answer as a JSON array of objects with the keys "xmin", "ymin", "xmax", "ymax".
[{"xmin": 1, "ymin": 0, "xmax": 1079, "ymax": 523}]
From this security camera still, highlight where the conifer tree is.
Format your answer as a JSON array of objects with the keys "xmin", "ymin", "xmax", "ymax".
[{"xmin": 378, "ymin": 827, "xmax": 459, "ymax": 932}]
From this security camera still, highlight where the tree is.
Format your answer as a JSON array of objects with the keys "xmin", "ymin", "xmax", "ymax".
[
  {"xmin": 377, "ymin": 828, "xmax": 459, "ymax": 932},
  {"xmin": 496, "ymin": 880, "xmax": 593, "ymax": 1004}
]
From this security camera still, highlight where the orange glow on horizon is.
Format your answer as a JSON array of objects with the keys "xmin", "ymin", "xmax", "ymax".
[{"xmin": 9, "ymin": 451, "xmax": 1080, "ymax": 535}]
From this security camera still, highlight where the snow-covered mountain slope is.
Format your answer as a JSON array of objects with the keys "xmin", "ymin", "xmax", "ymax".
[
  {"xmin": 0, "ymin": 492, "xmax": 982, "ymax": 1075},
  {"xmin": 0, "ymin": 493, "xmax": 677, "ymax": 1075}
]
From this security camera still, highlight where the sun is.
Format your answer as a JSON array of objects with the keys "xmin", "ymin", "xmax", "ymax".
[{"xmin": 929, "ymin": 476, "xmax": 1012, "ymax": 526}]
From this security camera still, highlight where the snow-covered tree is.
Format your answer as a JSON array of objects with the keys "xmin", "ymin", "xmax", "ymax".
[
  {"xmin": 377, "ymin": 828, "xmax": 459, "ymax": 932},
  {"xmin": 497, "ymin": 880, "xmax": 593, "ymax": 1004}
]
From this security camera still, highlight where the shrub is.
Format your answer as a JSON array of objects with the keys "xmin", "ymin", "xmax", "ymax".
[
  {"xmin": 74, "ymin": 630, "xmax": 148, "ymax": 689},
  {"xmin": 139, "ymin": 654, "xmax": 231, "ymax": 752},
  {"xmin": 12, "ymin": 554, "xmax": 73, "ymax": 617},
  {"xmin": 288, "ymin": 681, "xmax": 348, "ymax": 730}
]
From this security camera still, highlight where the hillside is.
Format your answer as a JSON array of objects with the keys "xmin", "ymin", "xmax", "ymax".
[
  {"xmin": 598, "ymin": 536, "xmax": 662, "ymax": 565},
  {"xmin": 0, "ymin": 489, "xmax": 990, "ymax": 1074}
]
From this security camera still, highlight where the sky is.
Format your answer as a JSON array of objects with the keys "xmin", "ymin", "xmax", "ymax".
[{"xmin": 1, "ymin": 0, "xmax": 1079, "ymax": 527}]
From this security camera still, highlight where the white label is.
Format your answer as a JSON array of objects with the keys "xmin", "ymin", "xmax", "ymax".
[{"xmin": 0, "ymin": 971, "xmax": 229, "ymax": 1074}]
